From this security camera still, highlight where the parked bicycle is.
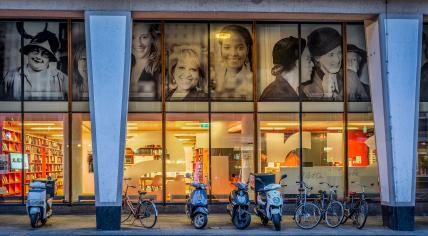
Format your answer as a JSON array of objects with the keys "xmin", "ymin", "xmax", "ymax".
[
  {"xmin": 316, "ymin": 182, "xmax": 344, "ymax": 228},
  {"xmin": 294, "ymin": 181, "xmax": 321, "ymax": 229},
  {"xmin": 121, "ymin": 178, "xmax": 158, "ymax": 228},
  {"xmin": 341, "ymin": 181, "xmax": 373, "ymax": 229}
]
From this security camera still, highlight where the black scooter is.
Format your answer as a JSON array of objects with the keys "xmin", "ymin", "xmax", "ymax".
[
  {"xmin": 185, "ymin": 174, "xmax": 209, "ymax": 229},
  {"xmin": 227, "ymin": 182, "xmax": 251, "ymax": 230}
]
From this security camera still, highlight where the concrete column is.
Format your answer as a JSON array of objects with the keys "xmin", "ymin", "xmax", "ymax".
[
  {"xmin": 85, "ymin": 11, "xmax": 131, "ymax": 230},
  {"xmin": 365, "ymin": 14, "xmax": 423, "ymax": 231}
]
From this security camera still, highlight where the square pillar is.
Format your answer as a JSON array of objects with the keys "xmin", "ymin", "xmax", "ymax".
[
  {"xmin": 365, "ymin": 14, "xmax": 423, "ymax": 231},
  {"xmin": 85, "ymin": 11, "xmax": 132, "ymax": 230}
]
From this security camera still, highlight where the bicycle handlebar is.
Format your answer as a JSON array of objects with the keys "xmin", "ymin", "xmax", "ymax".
[
  {"xmin": 296, "ymin": 181, "xmax": 312, "ymax": 190},
  {"xmin": 319, "ymin": 182, "xmax": 339, "ymax": 190}
]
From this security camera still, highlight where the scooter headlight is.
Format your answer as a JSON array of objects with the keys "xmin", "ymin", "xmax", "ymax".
[
  {"xmin": 28, "ymin": 199, "xmax": 44, "ymax": 205},
  {"xmin": 237, "ymin": 195, "xmax": 247, "ymax": 204}
]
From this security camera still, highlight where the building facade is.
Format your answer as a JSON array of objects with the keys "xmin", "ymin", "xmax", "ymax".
[{"xmin": 0, "ymin": 0, "xmax": 426, "ymax": 231}]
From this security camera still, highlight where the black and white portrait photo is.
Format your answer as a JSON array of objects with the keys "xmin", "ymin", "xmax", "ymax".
[
  {"xmin": 0, "ymin": 22, "xmax": 68, "ymax": 101},
  {"xmin": 420, "ymin": 26, "xmax": 428, "ymax": 102},
  {"xmin": 210, "ymin": 24, "xmax": 253, "ymax": 101},
  {"xmin": 166, "ymin": 23, "xmax": 208, "ymax": 101},
  {"xmin": 71, "ymin": 22, "xmax": 88, "ymax": 101},
  {"xmin": 130, "ymin": 22, "xmax": 161, "ymax": 101}
]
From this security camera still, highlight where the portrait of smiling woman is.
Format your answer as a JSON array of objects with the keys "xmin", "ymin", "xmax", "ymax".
[{"xmin": 211, "ymin": 24, "xmax": 253, "ymax": 101}]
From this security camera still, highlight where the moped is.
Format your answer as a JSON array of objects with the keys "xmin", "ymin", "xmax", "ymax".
[
  {"xmin": 185, "ymin": 173, "xmax": 209, "ymax": 229},
  {"xmin": 227, "ymin": 181, "xmax": 251, "ymax": 230},
  {"xmin": 254, "ymin": 174, "xmax": 287, "ymax": 231},
  {"xmin": 26, "ymin": 177, "xmax": 55, "ymax": 228}
]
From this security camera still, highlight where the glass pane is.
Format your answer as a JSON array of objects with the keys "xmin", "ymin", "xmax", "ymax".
[
  {"xmin": 72, "ymin": 21, "xmax": 88, "ymax": 101},
  {"xmin": 346, "ymin": 24, "xmax": 370, "ymax": 101},
  {"xmin": 0, "ymin": 113, "xmax": 23, "ymax": 203},
  {"xmin": 23, "ymin": 113, "xmax": 67, "ymax": 202},
  {"xmin": 257, "ymin": 24, "xmax": 304, "ymax": 101},
  {"xmin": 211, "ymin": 113, "xmax": 254, "ymax": 202},
  {"xmin": 0, "ymin": 21, "xmax": 21, "ymax": 101},
  {"xmin": 166, "ymin": 113, "xmax": 209, "ymax": 203},
  {"xmin": 210, "ymin": 23, "xmax": 253, "ymax": 101},
  {"xmin": 130, "ymin": 22, "xmax": 161, "ymax": 101},
  {"xmin": 421, "ymin": 24, "xmax": 428, "ymax": 101},
  {"xmin": 258, "ymin": 113, "xmax": 300, "ymax": 195},
  {"xmin": 71, "ymin": 113, "xmax": 94, "ymax": 202},
  {"xmin": 165, "ymin": 23, "xmax": 208, "ymax": 101},
  {"xmin": 124, "ymin": 113, "xmax": 163, "ymax": 202},
  {"xmin": 302, "ymin": 113, "xmax": 344, "ymax": 198},
  {"xmin": 418, "ymin": 112, "xmax": 428, "ymax": 200},
  {"xmin": 347, "ymin": 113, "xmax": 379, "ymax": 197},
  {"xmin": 18, "ymin": 21, "xmax": 68, "ymax": 101},
  {"xmin": 301, "ymin": 24, "xmax": 343, "ymax": 101}
]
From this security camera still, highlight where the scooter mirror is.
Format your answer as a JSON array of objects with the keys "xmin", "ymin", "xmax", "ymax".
[{"xmin": 280, "ymin": 174, "xmax": 287, "ymax": 180}]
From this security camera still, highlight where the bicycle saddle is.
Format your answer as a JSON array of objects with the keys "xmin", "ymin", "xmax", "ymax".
[
  {"xmin": 349, "ymin": 191, "xmax": 357, "ymax": 196},
  {"xmin": 318, "ymin": 190, "xmax": 326, "ymax": 194}
]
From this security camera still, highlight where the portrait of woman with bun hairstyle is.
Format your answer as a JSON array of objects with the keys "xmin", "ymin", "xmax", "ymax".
[
  {"xmin": 212, "ymin": 24, "xmax": 253, "ymax": 100},
  {"xmin": 260, "ymin": 36, "xmax": 313, "ymax": 101}
]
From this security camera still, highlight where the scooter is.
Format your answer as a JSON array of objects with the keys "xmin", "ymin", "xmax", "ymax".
[
  {"xmin": 227, "ymin": 181, "xmax": 251, "ymax": 230},
  {"xmin": 26, "ymin": 177, "xmax": 55, "ymax": 228},
  {"xmin": 185, "ymin": 174, "xmax": 209, "ymax": 229},
  {"xmin": 254, "ymin": 174, "xmax": 287, "ymax": 231}
]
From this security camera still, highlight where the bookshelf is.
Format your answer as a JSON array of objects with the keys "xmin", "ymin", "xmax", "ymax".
[{"xmin": 0, "ymin": 126, "xmax": 64, "ymax": 197}]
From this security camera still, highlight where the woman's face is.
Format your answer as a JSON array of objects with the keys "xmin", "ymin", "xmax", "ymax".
[
  {"xmin": 301, "ymin": 47, "xmax": 314, "ymax": 82},
  {"xmin": 77, "ymin": 52, "xmax": 87, "ymax": 79},
  {"xmin": 173, "ymin": 56, "xmax": 200, "ymax": 92},
  {"xmin": 220, "ymin": 31, "xmax": 248, "ymax": 70},
  {"xmin": 132, "ymin": 24, "xmax": 153, "ymax": 59},
  {"xmin": 347, "ymin": 52, "xmax": 360, "ymax": 73},
  {"xmin": 316, "ymin": 45, "xmax": 342, "ymax": 74}
]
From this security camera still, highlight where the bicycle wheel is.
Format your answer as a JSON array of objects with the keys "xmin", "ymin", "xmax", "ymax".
[
  {"xmin": 325, "ymin": 201, "xmax": 344, "ymax": 228},
  {"xmin": 354, "ymin": 200, "xmax": 368, "ymax": 229},
  {"xmin": 139, "ymin": 200, "xmax": 158, "ymax": 228},
  {"xmin": 294, "ymin": 202, "xmax": 321, "ymax": 229},
  {"xmin": 121, "ymin": 200, "xmax": 133, "ymax": 223}
]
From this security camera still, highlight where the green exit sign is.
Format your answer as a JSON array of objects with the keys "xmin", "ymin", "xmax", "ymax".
[{"xmin": 200, "ymin": 123, "xmax": 209, "ymax": 128}]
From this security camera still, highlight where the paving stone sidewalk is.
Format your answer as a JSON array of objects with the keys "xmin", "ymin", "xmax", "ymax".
[{"xmin": 0, "ymin": 214, "xmax": 427, "ymax": 235}]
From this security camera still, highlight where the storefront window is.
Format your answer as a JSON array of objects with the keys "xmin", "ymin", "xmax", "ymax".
[
  {"xmin": 0, "ymin": 113, "xmax": 22, "ymax": 203},
  {"xmin": 0, "ymin": 21, "xmax": 68, "ymax": 101},
  {"xmin": 420, "ymin": 24, "xmax": 428, "ymax": 102},
  {"xmin": 23, "ymin": 113, "xmax": 67, "ymax": 201},
  {"xmin": 258, "ymin": 113, "xmax": 300, "ymax": 194},
  {"xmin": 302, "ymin": 113, "xmax": 344, "ymax": 197},
  {"xmin": 418, "ymin": 112, "xmax": 428, "ymax": 200},
  {"xmin": 210, "ymin": 113, "xmax": 254, "ymax": 202},
  {"xmin": 166, "ymin": 113, "xmax": 209, "ymax": 202},
  {"xmin": 210, "ymin": 23, "xmax": 253, "ymax": 101},
  {"xmin": 71, "ymin": 21, "xmax": 88, "ymax": 101},
  {"xmin": 124, "ymin": 113, "xmax": 163, "ymax": 202},
  {"xmin": 347, "ymin": 113, "xmax": 379, "ymax": 197}
]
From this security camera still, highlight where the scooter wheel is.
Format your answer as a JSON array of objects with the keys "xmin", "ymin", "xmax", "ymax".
[
  {"xmin": 192, "ymin": 213, "xmax": 208, "ymax": 229},
  {"xmin": 233, "ymin": 212, "xmax": 251, "ymax": 230},
  {"xmin": 272, "ymin": 213, "xmax": 282, "ymax": 231},
  {"xmin": 30, "ymin": 213, "xmax": 40, "ymax": 228}
]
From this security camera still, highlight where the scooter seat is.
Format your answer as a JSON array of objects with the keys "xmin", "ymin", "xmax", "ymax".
[{"xmin": 138, "ymin": 191, "xmax": 147, "ymax": 195}]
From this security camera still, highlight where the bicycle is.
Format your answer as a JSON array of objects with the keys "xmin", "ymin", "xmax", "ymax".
[
  {"xmin": 316, "ymin": 182, "xmax": 344, "ymax": 228},
  {"xmin": 121, "ymin": 178, "xmax": 158, "ymax": 228},
  {"xmin": 341, "ymin": 181, "xmax": 373, "ymax": 229},
  {"xmin": 293, "ymin": 181, "xmax": 321, "ymax": 229}
]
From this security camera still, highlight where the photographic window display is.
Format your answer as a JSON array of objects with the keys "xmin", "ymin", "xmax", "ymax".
[
  {"xmin": 210, "ymin": 24, "xmax": 253, "ymax": 101},
  {"xmin": 165, "ymin": 23, "xmax": 208, "ymax": 101},
  {"xmin": 71, "ymin": 22, "xmax": 88, "ymax": 101},
  {"xmin": 0, "ymin": 21, "xmax": 68, "ymax": 101},
  {"xmin": 130, "ymin": 22, "xmax": 162, "ymax": 101},
  {"xmin": 420, "ymin": 25, "xmax": 428, "ymax": 102}
]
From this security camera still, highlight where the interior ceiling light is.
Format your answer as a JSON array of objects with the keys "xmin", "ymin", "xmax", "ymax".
[
  {"xmin": 266, "ymin": 122, "xmax": 298, "ymax": 126},
  {"xmin": 23, "ymin": 123, "xmax": 56, "ymax": 126},
  {"xmin": 30, "ymin": 127, "xmax": 63, "ymax": 130},
  {"xmin": 227, "ymin": 124, "xmax": 242, "ymax": 133},
  {"xmin": 180, "ymin": 127, "xmax": 207, "ymax": 130}
]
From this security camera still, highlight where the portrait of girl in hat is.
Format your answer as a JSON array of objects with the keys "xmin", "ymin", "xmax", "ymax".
[
  {"xmin": 1, "ymin": 22, "xmax": 68, "ymax": 101},
  {"xmin": 260, "ymin": 36, "xmax": 313, "ymax": 101}
]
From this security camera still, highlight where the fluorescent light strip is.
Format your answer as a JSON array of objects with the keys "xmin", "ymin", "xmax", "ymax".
[{"xmin": 30, "ymin": 127, "xmax": 63, "ymax": 130}]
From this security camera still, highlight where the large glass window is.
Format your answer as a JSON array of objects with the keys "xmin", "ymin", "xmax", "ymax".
[
  {"xmin": 302, "ymin": 113, "xmax": 344, "ymax": 197},
  {"xmin": 258, "ymin": 113, "xmax": 300, "ymax": 194},
  {"xmin": 71, "ymin": 21, "xmax": 88, "ymax": 101},
  {"xmin": 211, "ymin": 113, "xmax": 254, "ymax": 202},
  {"xmin": 166, "ymin": 113, "xmax": 209, "ymax": 202},
  {"xmin": 0, "ymin": 113, "xmax": 22, "ymax": 203}
]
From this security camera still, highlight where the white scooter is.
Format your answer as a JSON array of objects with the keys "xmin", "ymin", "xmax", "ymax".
[
  {"xmin": 26, "ymin": 177, "xmax": 55, "ymax": 228},
  {"xmin": 254, "ymin": 174, "xmax": 287, "ymax": 231}
]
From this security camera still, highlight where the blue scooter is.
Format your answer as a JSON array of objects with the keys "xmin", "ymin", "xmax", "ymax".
[{"xmin": 185, "ymin": 173, "xmax": 209, "ymax": 229}]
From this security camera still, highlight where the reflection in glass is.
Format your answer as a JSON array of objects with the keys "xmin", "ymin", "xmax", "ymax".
[
  {"xmin": 346, "ymin": 24, "xmax": 370, "ymax": 101},
  {"xmin": 0, "ymin": 113, "xmax": 22, "ymax": 203},
  {"xmin": 166, "ymin": 113, "xmax": 209, "ymax": 203},
  {"xmin": 1, "ymin": 21, "xmax": 68, "ymax": 101},
  {"xmin": 347, "ymin": 113, "xmax": 379, "ymax": 197},
  {"xmin": 258, "ymin": 113, "xmax": 300, "ymax": 194},
  {"xmin": 302, "ymin": 113, "xmax": 344, "ymax": 198},
  {"xmin": 130, "ymin": 23, "xmax": 161, "ymax": 101},
  {"xmin": 211, "ymin": 24, "xmax": 253, "ymax": 101}
]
